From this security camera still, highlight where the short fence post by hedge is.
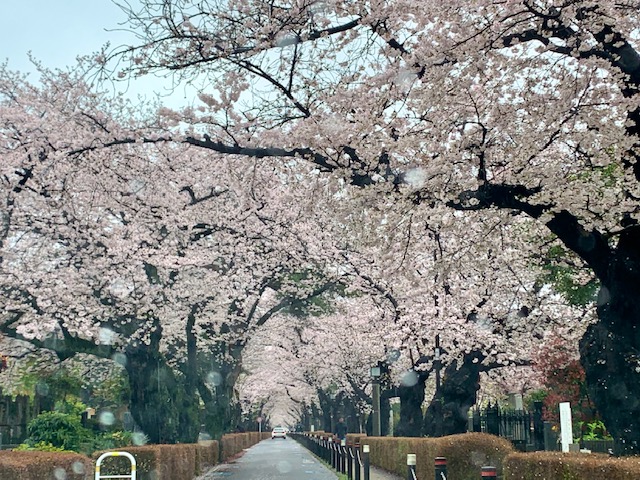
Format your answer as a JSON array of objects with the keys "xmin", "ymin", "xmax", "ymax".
[
  {"xmin": 329, "ymin": 438, "xmax": 336, "ymax": 470},
  {"xmin": 347, "ymin": 442, "xmax": 354, "ymax": 479},
  {"xmin": 355, "ymin": 443, "xmax": 361, "ymax": 480},
  {"xmin": 407, "ymin": 453, "xmax": 417, "ymax": 480},
  {"xmin": 435, "ymin": 456, "xmax": 447, "ymax": 480},
  {"xmin": 325, "ymin": 437, "xmax": 331, "ymax": 464},
  {"xmin": 481, "ymin": 466, "xmax": 497, "ymax": 479},
  {"xmin": 363, "ymin": 444, "xmax": 370, "ymax": 480},
  {"xmin": 340, "ymin": 439, "xmax": 347, "ymax": 474}
]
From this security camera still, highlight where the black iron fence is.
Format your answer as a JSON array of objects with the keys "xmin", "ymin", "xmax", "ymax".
[
  {"xmin": 0, "ymin": 424, "xmax": 28, "ymax": 449},
  {"xmin": 469, "ymin": 403, "xmax": 614, "ymax": 454},
  {"xmin": 292, "ymin": 433, "xmax": 369, "ymax": 480},
  {"xmin": 470, "ymin": 402, "xmax": 545, "ymax": 451},
  {"xmin": 293, "ymin": 434, "xmax": 500, "ymax": 479}
]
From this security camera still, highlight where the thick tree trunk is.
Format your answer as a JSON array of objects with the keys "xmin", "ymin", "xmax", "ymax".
[
  {"xmin": 394, "ymin": 372, "xmax": 426, "ymax": 437},
  {"xmin": 199, "ymin": 343, "xmax": 243, "ymax": 440},
  {"xmin": 422, "ymin": 352, "xmax": 484, "ymax": 437},
  {"xmin": 126, "ymin": 346, "xmax": 184, "ymax": 443},
  {"xmin": 317, "ymin": 389, "xmax": 334, "ymax": 432},
  {"xmin": 345, "ymin": 404, "xmax": 364, "ymax": 435},
  {"xmin": 540, "ymin": 208, "xmax": 640, "ymax": 455},
  {"xmin": 201, "ymin": 381, "xmax": 239, "ymax": 439},
  {"xmin": 125, "ymin": 321, "xmax": 200, "ymax": 444},
  {"xmin": 311, "ymin": 403, "xmax": 322, "ymax": 431},
  {"xmin": 513, "ymin": 206, "xmax": 640, "ymax": 454},
  {"xmin": 580, "ymin": 263, "xmax": 640, "ymax": 455}
]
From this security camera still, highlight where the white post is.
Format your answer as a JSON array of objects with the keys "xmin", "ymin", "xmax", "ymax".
[
  {"xmin": 559, "ymin": 402, "xmax": 573, "ymax": 452},
  {"xmin": 514, "ymin": 393, "xmax": 523, "ymax": 410},
  {"xmin": 508, "ymin": 393, "xmax": 524, "ymax": 410}
]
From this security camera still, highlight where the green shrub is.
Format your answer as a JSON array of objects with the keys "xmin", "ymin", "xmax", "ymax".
[
  {"xmin": 578, "ymin": 419, "xmax": 612, "ymax": 440},
  {"xmin": 55, "ymin": 399, "xmax": 88, "ymax": 417},
  {"xmin": 14, "ymin": 441, "xmax": 69, "ymax": 452},
  {"xmin": 26, "ymin": 411, "xmax": 91, "ymax": 451},
  {"xmin": 91, "ymin": 430, "xmax": 136, "ymax": 451}
]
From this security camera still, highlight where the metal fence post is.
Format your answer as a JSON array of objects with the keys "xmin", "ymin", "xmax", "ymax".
[
  {"xmin": 533, "ymin": 401, "xmax": 545, "ymax": 451},
  {"xmin": 481, "ymin": 466, "xmax": 497, "ymax": 479},
  {"xmin": 435, "ymin": 456, "xmax": 447, "ymax": 480},
  {"xmin": 329, "ymin": 437, "xmax": 336, "ymax": 469},
  {"xmin": 407, "ymin": 453, "xmax": 417, "ymax": 480},
  {"xmin": 347, "ymin": 442, "xmax": 354, "ymax": 479},
  {"xmin": 355, "ymin": 443, "xmax": 362, "ymax": 480},
  {"xmin": 472, "ymin": 407, "xmax": 482, "ymax": 432},
  {"xmin": 486, "ymin": 403, "xmax": 500, "ymax": 436},
  {"xmin": 363, "ymin": 444, "xmax": 370, "ymax": 480},
  {"xmin": 324, "ymin": 437, "xmax": 330, "ymax": 463}
]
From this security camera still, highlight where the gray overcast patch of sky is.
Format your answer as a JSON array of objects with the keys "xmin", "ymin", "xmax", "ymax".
[{"xmin": 0, "ymin": 0, "xmax": 194, "ymax": 108}]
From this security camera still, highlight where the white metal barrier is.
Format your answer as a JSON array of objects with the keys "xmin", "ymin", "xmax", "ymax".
[{"xmin": 95, "ymin": 451, "xmax": 136, "ymax": 480}]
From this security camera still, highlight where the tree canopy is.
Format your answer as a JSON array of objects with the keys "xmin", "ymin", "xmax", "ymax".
[{"xmin": 2, "ymin": 0, "xmax": 640, "ymax": 452}]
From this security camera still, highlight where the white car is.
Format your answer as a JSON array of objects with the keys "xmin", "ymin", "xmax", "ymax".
[{"xmin": 271, "ymin": 426, "xmax": 287, "ymax": 439}]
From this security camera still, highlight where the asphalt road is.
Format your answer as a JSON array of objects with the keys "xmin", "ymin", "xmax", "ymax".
[{"xmin": 196, "ymin": 437, "xmax": 338, "ymax": 480}]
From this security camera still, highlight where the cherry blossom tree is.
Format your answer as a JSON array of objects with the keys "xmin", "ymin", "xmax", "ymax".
[
  {"xmin": 105, "ymin": 0, "xmax": 640, "ymax": 452},
  {"xmin": 237, "ymin": 290, "xmax": 398, "ymax": 431},
  {"xmin": 0, "ymin": 64, "xmax": 357, "ymax": 441}
]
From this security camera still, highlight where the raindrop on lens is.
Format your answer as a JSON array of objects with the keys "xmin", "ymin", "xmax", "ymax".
[
  {"xmin": 112, "ymin": 352, "xmax": 127, "ymax": 367},
  {"xmin": 400, "ymin": 370, "xmax": 419, "ymax": 387},
  {"xmin": 597, "ymin": 287, "xmax": 611, "ymax": 306},
  {"xmin": 99, "ymin": 411, "xmax": 116, "ymax": 426},
  {"xmin": 207, "ymin": 371, "xmax": 223, "ymax": 386},
  {"xmin": 277, "ymin": 461, "xmax": 292, "ymax": 473},
  {"xmin": 132, "ymin": 432, "xmax": 148, "ymax": 445},
  {"xmin": 35, "ymin": 382, "xmax": 50, "ymax": 396},
  {"xmin": 72, "ymin": 461, "xmax": 85, "ymax": 474},
  {"xmin": 99, "ymin": 327, "xmax": 117, "ymax": 345},
  {"xmin": 53, "ymin": 467, "xmax": 67, "ymax": 480}
]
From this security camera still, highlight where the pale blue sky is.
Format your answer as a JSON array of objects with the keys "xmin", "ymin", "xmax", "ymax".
[
  {"xmin": 0, "ymin": 0, "xmax": 132, "ymax": 73},
  {"xmin": 0, "ymin": 0, "xmax": 192, "ymax": 107}
]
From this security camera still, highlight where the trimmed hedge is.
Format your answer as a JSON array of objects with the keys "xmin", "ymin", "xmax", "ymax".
[
  {"xmin": 93, "ymin": 443, "xmax": 197, "ymax": 480},
  {"xmin": 504, "ymin": 451, "xmax": 640, "ymax": 480},
  {"xmin": 195, "ymin": 440, "xmax": 219, "ymax": 473},
  {"xmin": 0, "ymin": 432, "xmax": 268, "ymax": 480},
  {"xmin": 0, "ymin": 450, "xmax": 93, "ymax": 480},
  {"xmin": 362, "ymin": 433, "xmax": 515, "ymax": 480},
  {"xmin": 305, "ymin": 432, "xmax": 640, "ymax": 480},
  {"xmin": 220, "ymin": 432, "xmax": 250, "ymax": 461},
  {"xmin": 10, "ymin": 432, "xmax": 632, "ymax": 480}
]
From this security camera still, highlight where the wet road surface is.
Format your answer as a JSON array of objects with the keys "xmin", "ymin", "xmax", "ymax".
[{"xmin": 195, "ymin": 437, "xmax": 338, "ymax": 479}]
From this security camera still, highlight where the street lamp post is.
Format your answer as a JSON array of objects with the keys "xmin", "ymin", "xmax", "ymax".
[{"xmin": 370, "ymin": 365, "xmax": 381, "ymax": 436}]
